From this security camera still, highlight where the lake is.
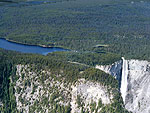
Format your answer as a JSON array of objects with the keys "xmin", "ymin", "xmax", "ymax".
[{"xmin": 0, "ymin": 38, "xmax": 68, "ymax": 55}]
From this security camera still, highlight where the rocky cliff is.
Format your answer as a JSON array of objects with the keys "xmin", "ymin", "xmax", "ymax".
[
  {"xmin": 13, "ymin": 64, "xmax": 123, "ymax": 113},
  {"xmin": 95, "ymin": 60, "xmax": 122, "ymax": 87},
  {"xmin": 125, "ymin": 59, "xmax": 150, "ymax": 113},
  {"xmin": 96, "ymin": 58, "xmax": 150, "ymax": 113}
]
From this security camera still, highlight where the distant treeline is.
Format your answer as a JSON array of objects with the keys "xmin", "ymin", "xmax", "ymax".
[{"xmin": 0, "ymin": 0, "xmax": 150, "ymax": 60}]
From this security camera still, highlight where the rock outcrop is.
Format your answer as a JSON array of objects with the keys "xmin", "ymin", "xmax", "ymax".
[
  {"xmin": 96, "ymin": 58, "xmax": 150, "ymax": 113},
  {"xmin": 14, "ymin": 65, "xmax": 114, "ymax": 113},
  {"xmin": 95, "ymin": 60, "xmax": 122, "ymax": 87},
  {"xmin": 125, "ymin": 59, "xmax": 150, "ymax": 113},
  {"xmin": 70, "ymin": 79, "xmax": 112, "ymax": 113}
]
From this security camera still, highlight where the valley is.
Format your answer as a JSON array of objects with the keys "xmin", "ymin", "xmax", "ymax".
[{"xmin": 0, "ymin": 0, "xmax": 150, "ymax": 113}]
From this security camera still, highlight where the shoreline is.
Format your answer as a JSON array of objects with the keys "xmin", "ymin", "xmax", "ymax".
[{"xmin": 0, "ymin": 38, "xmax": 69, "ymax": 50}]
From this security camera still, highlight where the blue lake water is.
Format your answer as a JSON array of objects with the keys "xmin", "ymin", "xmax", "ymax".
[{"xmin": 0, "ymin": 38, "xmax": 68, "ymax": 55}]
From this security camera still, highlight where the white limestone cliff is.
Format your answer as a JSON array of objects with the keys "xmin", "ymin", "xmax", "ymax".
[
  {"xmin": 125, "ymin": 59, "xmax": 150, "ymax": 113},
  {"xmin": 96, "ymin": 58, "xmax": 150, "ymax": 113},
  {"xmin": 70, "ymin": 79, "xmax": 112, "ymax": 113},
  {"xmin": 95, "ymin": 60, "xmax": 122, "ymax": 81},
  {"xmin": 14, "ymin": 65, "xmax": 113, "ymax": 113}
]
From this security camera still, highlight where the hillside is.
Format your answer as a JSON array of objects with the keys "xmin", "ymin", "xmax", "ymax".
[
  {"xmin": 0, "ymin": 49, "xmax": 129, "ymax": 113},
  {"xmin": 0, "ymin": 0, "xmax": 150, "ymax": 112}
]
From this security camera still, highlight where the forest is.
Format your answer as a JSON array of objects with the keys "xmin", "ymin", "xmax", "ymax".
[
  {"xmin": 0, "ymin": 0, "xmax": 149, "ymax": 112},
  {"xmin": 0, "ymin": 0, "xmax": 150, "ymax": 60},
  {"xmin": 47, "ymin": 51, "xmax": 121, "ymax": 66}
]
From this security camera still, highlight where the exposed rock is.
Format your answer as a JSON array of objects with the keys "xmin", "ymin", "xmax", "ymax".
[
  {"xmin": 14, "ymin": 65, "xmax": 114, "ymax": 113},
  {"xmin": 95, "ymin": 60, "xmax": 122, "ymax": 87},
  {"xmin": 97, "ymin": 58, "xmax": 150, "ymax": 113},
  {"xmin": 125, "ymin": 59, "xmax": 150, "ymax": 113},
  {"xmin": 70, "ymin": 79, "xmax": 112, "ymax": 113}
]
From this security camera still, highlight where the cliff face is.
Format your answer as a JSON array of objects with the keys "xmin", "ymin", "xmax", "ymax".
[
  {"xmin": 14, "ymin": 64, "xmax": 114, "ymax": 113},
  {"xmin": 95, "ymin": 60, "xmax": 122, "ymax": 87},
  {"xmin": 96, "ymin": 58, "xmax": 150, "ymax": 113},
  {"xmin": 125, "ymin": 59, "xmax": 150, "ymax": 113}
]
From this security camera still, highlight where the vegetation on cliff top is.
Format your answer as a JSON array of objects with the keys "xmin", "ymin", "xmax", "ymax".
[{"xmin": 0, "ymin": 49, "xmax": 129, "ymax": 113}]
